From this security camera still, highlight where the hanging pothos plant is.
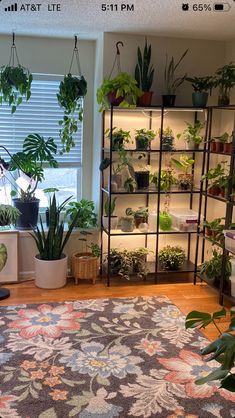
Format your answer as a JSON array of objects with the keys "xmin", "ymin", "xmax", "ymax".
[
  {"xmin": 57, "ymin": 73, "xmax": 87, "ymax": 153},
  {"xmin": 0, "ymin": 34, "xmax": 32, "ymax": 114}
]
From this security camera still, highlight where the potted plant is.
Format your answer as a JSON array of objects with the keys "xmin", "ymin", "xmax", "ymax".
[
  {"xmin": 125, "ymin": 207, "xmax": 148, "ymax": 228},
  {"xmin": 1, "ymin": 134, "xmax": 57, "ymax": 230},
  {"xmin": 185, "ymin": 307, "xmax": 235, "ymax": 392},
  {"xmin": 158, "ymin": 127, "xmax": 175, "ymax": 151},
  {"xmin": 200, "ymin": 249, "xmax": 231, "ymax": 287},
  {"xmin": 186, "ymin": 76, "xmax": 214, "ymax": 107},
  {"xmin": 163, "ymin": 49, "xmax": 189, "ymax": 106},
  {"xmin": 132, "ymin": 247, "xmax": 149, "ymax": 277},
  {"xmin": 177, "ymin": 120, "xmax": 204, "ymax": 150},
  {"xmin": 211, "ymin": 132, "xmax": 231, "ymax": 153},
  {"xmin": 120, "ymin": 216, "xmax": 135, "ymax": 232},
  {"xmin": 159, "ymin": 211, "xmax": 173, "ymax": 231},
  {"xmin": 72, "ymin": 231, "xmax": 100, "ymax": 285},
  {"xmin": 171, "ymin": 154, "xmax": 195, "ymax": 189},
  {"xmin": 57, "ymin": 73, "xmax": 87, "ymax": 153},
  {"xmin": 124, "ymin": 177, "xmax": 136, "ymax": 193},
  {"xmin": 0, "ymin": 64, "xmax": 32, "ymax": 114},
  {"xmin": 214, "ymin": 62, "xmax": 235, "ymax": 106},
  {"xmin": 105, "ymin": 127, "xmax": 131, "ymax": 151},
  {"xmin": 66, "ymin": 199, "xmax": 97, "ymax": 228},
  {"xmin": 135, "ymin": 39, "xmax": 155, "ymax": 106},
  {"xmin": 97, "ymin": 72, "xmax": 142, "ymax": 111},
  {"xmin": 202, "ymin": 163, "xmax": 228, "ymax": 196},
  {"xmin": 150, "ymin": 169, "xmax": 176, "ymax": 191},
  {"xmin": 31, "ymin": 194, "xmax": 80, "ymax": 289},
  {"xmin": 158, "ymin": 245, "xmax": 186, "ymax": 271},
  {"xmin": 0, "ymin": 204, "xmax": 20, "ymax": 228},
  {"xmin": 103, "ymin": 197, "xmax": 118, "ymax": 230},
  {"xmin": 203, "ymin": 217, "xmax": 225, "ymax": 244},
  {"xmin": 135, "ymin": 128, "xmax": 155, "ymax": 150},
  {"xmin": 107, "ymin": 247, "xmax": 149, "ymax": 280},
  {"xmin": 134, "ymin": 155, "xmax": 150, "ymax": 189},
  {"xmin": 223, "ymin": 132, "xmax": 233, "ymax": 154}
]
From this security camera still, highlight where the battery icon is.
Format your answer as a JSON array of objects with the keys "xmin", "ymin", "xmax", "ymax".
[{"xmin": 214, "ymin": 3, "xmax": 231, "ymax": 11}]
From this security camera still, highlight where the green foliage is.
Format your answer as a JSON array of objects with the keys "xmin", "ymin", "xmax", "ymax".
[
  {"xmin": 8, "ymin": 134, "xmax": 58, "ymax": 201},
  {"xmin": 0, "ymin": 204, "xmax": 21, "ymax": 226},
  {"xmin": 108, "ymin": 247, "xmax": 149, "ymax": 280},
  {"xmin": 30, "ymin": 194, "xmax": 79, "ymax": 260},
  {"xmin": 158, "ymin": 245, "xmax": 186, "ymax": 270},
  {"xmin": 177, "ymin": 120, "xmax": 204, "ymax": 145},
  {"xmin": 164, "ymin": 49, "xmax": 189, "ymax": 94},
  {"xmin": 150, "ymin": 169, "xmax": 177, "ymax": 191},
  {"xmin": 79, "ymin": 230, "xmax": 100, "ymax": 257},
  {"xmin": 185, "ymin": 308, "xmax": 235, "ymax": 391},
  {"xmin": 214, "ymin": 62, "xmax": 235, "ymax": 90},
  {"xmin": 124, "ymin": 177, "xmax": 136, "ymax": 193},
  {"xmin": 0, "ymin": 65, "xmax": 32, "ymax": 113},
  {"xmin": 96, "ymin": 72, "xmax": 142, "ymax": 112},
  {"xmin": 135, "ymin": 129, "xmax": 155, "ymax": 149},
  {"xmin": 0, "ymin": 243, "xmax": 7, "ymax": 272},
  {"xmin": 104, "ymin": 197, "xmax": 117, "ymax": 216},
  {"xmin": 105, "ymin": 127, "xmax": 131, "ymax": 150},
  {"xmin": 186, "ymin": 76, "xmax": 214, "ymax": 93},
  {"xmin": 200, "ymin": 249, "xmax": 231, "ymax": 281},
  {"xmin": 134, "ymin": 39, "xmax": 154, "ymax": 91},
  {"xmin": 203, "ymin": 217, "xmax": 225, "ymax": 244},
  {"xmin": 202, "ymin": 162, "xmax": 230, "ymax": 188},
  {"xmin": 57, "ymin": 74, "xmax": 87, "ymax": 154},
  {"xmin": 125, "ymin": 206, "xmax": 148, "ymax": 219},
  {"xmin": 159, "ymin": 211, "xmax": 173, "ymax": 231},
  {"xmin": 171, "ymin": 155, "xmax": 195, "ymax": 174},
  {"xmin": 213, "ymin": 132, "xmax": 232, "ymax": 144},
  {"xmin": 66, "ymin": 199, "xmax": 97, "ymax": 228}
]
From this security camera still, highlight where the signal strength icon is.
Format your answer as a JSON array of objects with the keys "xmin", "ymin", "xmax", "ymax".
[{"xmin": 5, "ymin": 3, "xmax": 18, "ymax": 11}]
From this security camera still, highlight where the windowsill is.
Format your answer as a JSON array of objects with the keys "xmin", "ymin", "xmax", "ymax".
[{"xmin": 0, "ymin": 225, "xmax": 99, "ymax": 238}]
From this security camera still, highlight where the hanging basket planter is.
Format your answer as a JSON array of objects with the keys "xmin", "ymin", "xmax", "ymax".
[
  {"xmin": 0, "ymin": 33, "xmax": 32, "ymax": 114},
  {"xmin": 57, "ymin": 36, "xmax": 87, "ymax": 153}
]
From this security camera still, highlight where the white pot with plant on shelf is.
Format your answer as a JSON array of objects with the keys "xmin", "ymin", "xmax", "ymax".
[
  {"xmin": 177, "ymin": 120, "xmax": 204, "ymax": 150},
  {"xmin": 102, "ymin": 197, "xmax": 118, "ymax": 231}
]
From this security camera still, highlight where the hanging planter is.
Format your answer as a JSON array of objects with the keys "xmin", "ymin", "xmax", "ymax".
[
  {"xmin": 0, "ymin": 33, "xmax": 32, "ymax": 114},
  {"xmin": 57, "ymin": 36, "xmax": 87, "ymax": 153}
]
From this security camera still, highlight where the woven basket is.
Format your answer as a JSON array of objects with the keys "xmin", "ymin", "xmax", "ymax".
[{"xmin": 72, "ymin": 252, "xmax": 99, "ymax": 284}]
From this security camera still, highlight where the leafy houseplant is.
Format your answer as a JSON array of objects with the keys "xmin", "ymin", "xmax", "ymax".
[
  {"xmin": 171, "ymin": 155, "xmax": 195, "ymax": 189},
  {"xmin": 103, "ymin": 197, "xmax": 118, "ymax": 230},
  {"xmin": 124, "ymin": 177, "xmax": 137, "ymax": 193},
  {"xmin": 57, "ymin": 74, "xmax": 87, "ymax": 153},
  {"xmin": 31, "ymin": 194, "xmax": 81, "ymax": 289},
  {"xmin": 135, "ymin": 129, "xmax": 155, "ymax": 150},
  {"xmin": 158, "ymin": 245, "xmax": 186, "ymax": 271},
  {"xmin": 214, "ymin": 62, "xmax": 235, "ymax": 106},
  {"xmin": 185, "ymin": 307, "xmax": 235, "ymax": 392},
  {"xmin": 150, "ymin": 169, "xmax": 177, "ymax": 191},
  {"xmin": 163, "ymin": 49, "xmax": 189, "ymax": 106},
  {"xmin": 0, "ymin": 65, "xmax": 32, "ymax": 114},
  {"xmin": 107, "ymin": 247, "xmax": 149, "ymax": 280},
  {"xmin": 200, "ymin": 249, "xmax": 231, "ymax": 287},
  {"xmin": 66, "ymin": 199, "xmax": 97, "ymax": 229},
  {"xmin": 211, "ymin": 132, "xmax": 232, "ymax": 153},
  {"xmin": 159, "ymin": 211, "xmax": 173, "ymax": 231},
  {"xmin": 202, "ymin": 163, "xmax": 229, "ymax": 197},
  {"xmin": 203, "ymin": 217, "xmax": 225, "ymax": 244},
  {"xmin": 177, "ymin": 120, "xmax": 204, "ymax": 150},
  {"xmin": 0, "ymin": 204, "xmax": 20, "ymax": 228},
  {"xmin": 97, "ymin": 72, "xmax": 142, "ymax": 112},
  {"xmin": 135, "ymin": 39, "xmax": 155, "ymax": 106},
  {"xmin": 158, "ymin": 127, "xmax": 174, "ymax": 151},
  {"xmin": 125, "ymin": 207, "xmax": 148, "ymax": 228},
  {"xmin": 105, "ymin": 127, "xmax": 131, "ymax": 151},
  {"xmin": 186, "ymin": 76, "xmax": 214, "ymax": 107},
  {"xmin": 2, "ymin": 134, "xmax": 57, "ymax": 230},
  {"xmin": 72, "ymin": 231, "xmax": 100, "ymax": 285}
]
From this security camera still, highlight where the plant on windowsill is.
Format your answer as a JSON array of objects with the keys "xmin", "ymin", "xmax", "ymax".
[
  {"xmin": 65, "ymin": 199, "xmax": 97, "ymax": 229},
  {"xmin": 72, "ymin": 230, "xmax": 100, "ymax": 285},
  {"xmin": 177, "ymin": 120, "xmax": 205, "ymax": 150},
  {"xmin": 162, "ymin": 49, "xmax": 189, "ymax": 106},
  {"xmin": 171, "ymin": 155, "xmax": 195, "ymax": 190},
  {"xmin": 0, "ymin": 204, "xmax": 21, "ymax": 228},
  {"xmin": 57, "ymin": 73, "xmax": 87, "ymax": 154},
  {"xmin": 214, "ymin": 62, "xmax": 235, "ymax": 106},
  {"xmin": 0, "ymin": 134, "xmax": 58, "ymax": 230},
  {"xmin": 97, "ymin": 72, "xmax": 142, "ymax": 112},
  {"xmin": 185, "ymin": 75, "xmax": 214, "ymax": 107},
  {"xmin": 135, "ymin": 128, "xmax": 155, "ymax": 150},
  {"xmin": 158, "ymin": 245, "xmax": 186, "ymax": 271},
  {"xmin": 102, "ymin": 197, "xmax": 118, "ymax": 231},
  {"xmin": 158, "ymin": 127, "xmax": 175, "ymax": 151},
  {"xmin": 200, "ymin": 249, "xmax": 231, "ymax": 288},
  {"xmin": 185, "ymin": 307, "xmax": 235, "ymax": 392},
  {"xmin": 135, "ymin": 39, "xmax": 155, "ymax": 106},
  {"xmin": 31, "ymin": 193, "xmax": 81, "ymax": 289},
  {"xmin": 0, "ymin": 65, "xmax": 32, "ymax": 114}
]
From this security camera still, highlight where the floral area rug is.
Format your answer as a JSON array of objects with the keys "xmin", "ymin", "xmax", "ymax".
[{"xmin": 0, "ymin": 296, "xmax": 235, "ymax": 418}]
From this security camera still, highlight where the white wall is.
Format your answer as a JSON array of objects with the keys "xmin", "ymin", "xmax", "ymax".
[{"xmin": 225, "ymin": 39, "xmax": 235, "ymax": 103}]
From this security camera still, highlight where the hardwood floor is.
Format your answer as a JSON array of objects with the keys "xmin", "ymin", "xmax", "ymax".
[{"xmin": 0, "ymin": 278, "xmax": 233, "ymax": 341}]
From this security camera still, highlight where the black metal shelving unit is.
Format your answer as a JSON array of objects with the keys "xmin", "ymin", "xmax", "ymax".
[
  {"xmin": 194, "ymin": 105, "xmax": 235, "ymax": 304},
  {"xmin": 100, "ymin": 105, "xmax": 208, "ymax": 286}
]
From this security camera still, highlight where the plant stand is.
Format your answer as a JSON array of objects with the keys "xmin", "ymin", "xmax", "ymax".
[{"xmin": 72, "ymin": 252, "xmax": 98, "ymax": 285}]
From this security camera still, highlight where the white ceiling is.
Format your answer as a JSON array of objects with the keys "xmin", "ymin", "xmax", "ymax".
[{"xmin": 0, "ymin": 0, "xmax": 235, "ymax": 41}]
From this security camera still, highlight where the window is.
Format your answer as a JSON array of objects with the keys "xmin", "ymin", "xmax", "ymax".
[{"xmin": 0, "ymin": 74, "xmax": 82, "ymax": 206}]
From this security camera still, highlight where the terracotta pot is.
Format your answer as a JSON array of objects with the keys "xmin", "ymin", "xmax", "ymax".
[
  {"xmin": 210, "ymin": 142, "xmax": 217, "ymax": 152},
  {"xmin": 208, "ymin": 185, "xmax": 221, "ymax": 196},
  {"xmin": 137, "ymin": 91, "xmax": 153, "ymax": 106},
  {"xmin": 107, "ymin": 91, "xmax": 124, "ymax": 106},
  {"xmin": 220, "ymin": 187, "xmax": 226, "ymax": 198},
  {"xmin": 215, "ymin": 142, "xmax": 223, "ymax": 153},
  {"xmin": 224, "ymin": 143, "xmax": 233, "ymax": 154},
  {"xmin": 205, "ymin": 226, "xmax": 213, "ymax": 237}
]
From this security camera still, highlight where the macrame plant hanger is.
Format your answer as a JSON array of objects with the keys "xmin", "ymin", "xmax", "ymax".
[
  {"xmin": 68, "ymin": 35, "xmax": 82, "ymax": 76},
  {"xmin": 108, "ymin": 41, "xmax": 124, "ymax": 79},
  {"xmin": 9, "ymin": 32, "xmax": 20, "ymax": 67}
]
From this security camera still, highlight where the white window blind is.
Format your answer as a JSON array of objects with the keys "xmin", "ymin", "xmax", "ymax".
[{"xmin": 0, "ymin": 75, "xmax": 83, "ymax": 165}]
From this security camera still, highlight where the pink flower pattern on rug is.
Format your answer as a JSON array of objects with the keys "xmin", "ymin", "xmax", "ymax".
[{"xmin": 0, "ymin": 296, "xmax": 234, "ymax": 417}]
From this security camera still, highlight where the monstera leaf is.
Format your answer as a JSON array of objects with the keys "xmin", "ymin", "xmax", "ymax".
[{"xmin": 0, "ymin": 244, "xmax": 7, "ymax": 272}]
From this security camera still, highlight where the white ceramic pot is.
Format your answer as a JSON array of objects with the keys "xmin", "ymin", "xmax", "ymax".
[
  {"xmin": 34, "ymin": 254, "xmax": 68, "ymax": 289},
  {"xmin": 102, "ymin": 216, "xmax": 118, "ymax": 230}
]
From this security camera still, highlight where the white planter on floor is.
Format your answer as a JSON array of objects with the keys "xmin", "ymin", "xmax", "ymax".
[{"xmin": 34, "ymin": 254, "xmax": 68, "ymax": 289}]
